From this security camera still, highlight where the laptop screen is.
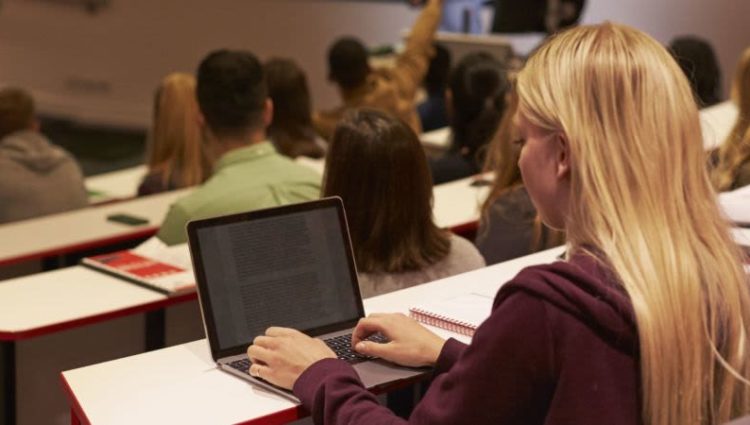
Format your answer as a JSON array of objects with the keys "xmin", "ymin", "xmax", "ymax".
[{"xmin": 188, "ymin": 198, "xmax": 363, "ymax": 359}]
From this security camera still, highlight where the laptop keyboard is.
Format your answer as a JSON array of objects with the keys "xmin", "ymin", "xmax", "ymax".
[{"xmin": 228, "ymin": 333, "xmax": 389, "ymax": 375}]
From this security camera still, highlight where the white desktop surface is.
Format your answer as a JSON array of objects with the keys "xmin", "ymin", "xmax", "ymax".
[
  {"xmin": 432, "ymin": 174, "xmax": 491, "ymax": 229},
  {"xmin": 85, "ymin": 165, "xmax": 148, "ymax": 204},
  {"xmin": 0, "ymin": 188, "xmax": 191, "ymax": 265},
  {"xmin": 0, "ymin": 266, "xmax": 164, "ymax": 337},
  {"xmin": 701, "ymin": 100, "xmax": 738, "ymax": 152},
  {"xmin": 62, "ymin": 247, "xmax": 564, "ymax": 424},
  {"xmin": 420, "ymin": 127, "xmax": 451, "ymax": 151}
]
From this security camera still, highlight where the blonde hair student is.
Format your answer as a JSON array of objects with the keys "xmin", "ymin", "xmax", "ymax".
[
  {"xmin": 711, "ymin": 47, "xmax": 750, "ymax": 191},
  {"xmin": 245, "ymin": 23, "xmax": 750, "ymax": 425},
  {"xmin": 138, "ymin": 72, "xmax": 210, "ymax": 196}
]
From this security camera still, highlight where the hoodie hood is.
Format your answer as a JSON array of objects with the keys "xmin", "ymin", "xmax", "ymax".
[
  {"xmin": 0, "ymin": 130, "xmax": 71, "ymax": 174},
  {"xmin": 498, "ymin": 252, "xmax": 638, "ymax": 355}
]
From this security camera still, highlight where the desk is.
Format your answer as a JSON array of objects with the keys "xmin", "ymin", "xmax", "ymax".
[
  {"xmin": 420, "ymin": 127, "xmax": 451, "ymax": 154},
  {"xmin": 701, "ymin": 101, "xmax": 738, "ymax": 152},
  {"xmin": 0, "ymin": 266, "xmax": 199, "ymax": 425},
  {"xmin": 433, "ymin": 174, "xmax": 491, "ymax": 236},
  {"xmin": 60, "ymin": 247, "xmax": 564, "ymax": 425},
  {"xmin": 0, "ymin": 188, "xmax": 191, "ymax": 269},
  {"xmin": 85, "ymin": 165, "xmax": 147, "ymax": 204}
]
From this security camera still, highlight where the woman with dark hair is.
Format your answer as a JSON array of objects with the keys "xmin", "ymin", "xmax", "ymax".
[
  {"xmin": 323, "ymin": 109, "xmax": 484, "ymax": 297},
  {"xmin": 265, "ymin": 58, "xmax": 325, "ymax": 159},
  {"xmin": 669, "ymin": 36, "xmax": 722, "ymax": 108},
  {"xmin": 475, "ymin": 90, "xmax": 562, "ymax": 264},
  {"xmin": 430, "ymin": 52, "xmax": 509, "ymax": 184}
]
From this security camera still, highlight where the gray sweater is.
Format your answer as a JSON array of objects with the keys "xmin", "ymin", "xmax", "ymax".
[
  {"xmin": 358, "ymin": 234, "xmax": 485, "ymax": 298},
  {"xmin": 0, "ymin": 131, "xmax": 88, "ymax": 224}
]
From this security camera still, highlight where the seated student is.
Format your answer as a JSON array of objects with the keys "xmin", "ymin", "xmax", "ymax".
[
  {"xmin": 0, "ymin": 87, "xmax": 88, "ymax": 223},
  {"xmin": 246, "ymin": 23, "xmax": 750, "ymax": 424},
  {"xmin": 475, "ymin": 92, "xmax": 561, "ymax": 264},
  {"xmin": 417, "ymin": 43, "xmax": 451, "ymax": 132},
  {"xmin": 138, "ymin": 72, "xmax": 211, "ymax": 196},
  {"xmin": 430, "ymin": 52, "xmax": 509, "ymax": 184},
  {"xmin": 264, "ymin": 58, "xmax": 326, "ymax": 160},
  {"xmin": 323, "ymin": 109, "xmax": 484, "ymax": 297},
  {"xmin": 669, "ymin": 36, "xmax": 722, "ymax": 108},
  {"xmin": 157, "ymin": 50, "xmax": 322, "ymax": 245},
  {"xmin": 313, "ymin": 0, "xmax": 444, "ymax": 141},
  {"xmin": 710, "ymin": 47, "xmax": 750, "ymax": 191}
]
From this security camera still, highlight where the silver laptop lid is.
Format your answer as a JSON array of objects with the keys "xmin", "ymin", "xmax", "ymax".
[{"xmin": 186, "ymin": 197, "xmax": 364, "ymax": 361}]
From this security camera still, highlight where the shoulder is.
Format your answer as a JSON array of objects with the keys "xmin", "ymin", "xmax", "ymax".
[{"xmin": 446, "ymin": 234, "xmax": 486, "ymax": 268}]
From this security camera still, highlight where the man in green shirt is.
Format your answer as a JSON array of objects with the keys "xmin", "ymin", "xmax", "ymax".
[{"xmin": 157, "ymin": 50, "xmax": 322, "ymax": 245}]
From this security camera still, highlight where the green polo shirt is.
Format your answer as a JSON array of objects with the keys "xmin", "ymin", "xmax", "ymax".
[{"xmin": 157, "ymin": 142, "xmax": 321, "ymax": 245}]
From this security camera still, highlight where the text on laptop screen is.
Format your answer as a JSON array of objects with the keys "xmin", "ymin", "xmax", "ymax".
[{"xmin": 195, "ymin": 205, "xmax": 360, "ymax": 350}]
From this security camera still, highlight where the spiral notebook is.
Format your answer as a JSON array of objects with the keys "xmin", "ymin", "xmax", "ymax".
[{"xmin": 409, "ymin": 293, "xmax": 494, "ymax": 337}]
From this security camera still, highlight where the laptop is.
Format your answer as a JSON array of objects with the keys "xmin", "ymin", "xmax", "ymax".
[{"xmin": 186, "ymin": 197, "xmax": 426, "ymax": 402}]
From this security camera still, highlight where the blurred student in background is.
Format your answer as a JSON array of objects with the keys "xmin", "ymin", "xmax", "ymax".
[
  {"xmin": 323, "ymin": 109, "xmax": 484, "ymax": 297},
  {"xmin": 711, "ymin": 47, "xmax": 750, "ymax": 191},
  {"xmin": 138, "ymin": 73, "xmax": 211, "ymax": 196},
  {"xmin": 0, "ymin": 87, "xmax": 87, "ymax": 223},
  {"xmin": 314, "ymin": 0, "xmax": 444, "ymax": 140},
  {"xmin": 430, "ymin": 52, "xmax": 509, "ymax": 184},
  {"xmin": 475, "ymin": 91, "xmax": 561, "ymax": 264},
  {"xmin": 417, "ymin": 44, "xmax": 451, "ymax": 132},
  {"xmin": 265, "ymin": 58, "xmax": 325, "ymax": 160},
  {"xmin": 157, "ymin": 50, "xmax": 321, "ymax": 245},
  {"xmin": 669, "ymin": 36, "xmax": 722, "ymax": 108}
]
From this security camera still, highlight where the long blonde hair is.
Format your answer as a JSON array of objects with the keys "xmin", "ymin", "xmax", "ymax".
[
  {"xmin": 712, "ymin": 47, "xmax": 750, "ymax": 191},
  {"xmin": 146, "ymin": 72, "xmax": 209, "ymax": 188},
  {"xmin": 517, "ymin": 23, "xmax": 750, "ymax": 424}
]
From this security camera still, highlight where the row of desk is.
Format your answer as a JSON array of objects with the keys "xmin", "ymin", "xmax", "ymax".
[
  {"xmin": 59, "ymin": 247, "xmax": 566, "ymax": 425},
  {"xmin": 0, "ymin": 171, "xmax": 489, "ymax": 425}
]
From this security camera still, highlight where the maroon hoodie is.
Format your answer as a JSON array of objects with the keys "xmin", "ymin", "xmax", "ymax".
[{"xmin": 293, "ymin": 253, "xmax": 642, "ymax": 424}]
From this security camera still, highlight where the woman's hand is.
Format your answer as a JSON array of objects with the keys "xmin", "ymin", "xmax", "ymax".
[
  {"xmin": 352, "ymin": 313, "xmax": 446, "ymax": 367},
  {"xmin": 246, "ymin": 327, "xmax": 336, "ymax": 390}
]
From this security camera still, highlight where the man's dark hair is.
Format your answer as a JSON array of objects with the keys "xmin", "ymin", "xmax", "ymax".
[
  {"xmin": 0, "ymin": 87, "xmax": 35, "ymax": 139},
  {"xmin": 328, "ymin": 37, "xmax": 370, "ymax": 91},
  {"xmin": 196, "ymin": 49, "xmax": 268, "ymax": 138}
]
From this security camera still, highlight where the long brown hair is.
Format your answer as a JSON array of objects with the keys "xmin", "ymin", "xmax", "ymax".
[
  {"xmin": 480, "ymin": 89, "xmax": 563, "ymax": 249},
  {"xmin": 265, "ymin": 58, "xmax": 324, "ymax": 159},
  {"xmin": 323, "ymin": 109, "xmax": 450, "ymax": 273},
  {"xmin": 146, "ymin": 73, "xmax": 209, "ymax": 188},
  {"xmin": 711, "ymin": 47, "xmax": 750, "ymax": 191}
]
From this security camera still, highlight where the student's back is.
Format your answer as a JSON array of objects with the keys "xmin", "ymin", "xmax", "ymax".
[
  {"xmin": 157, "ymin": 50, "xmax": 321, "ymax": 245},
  {"xmin": 0, "ymin": 88, "xmax": 87, "ymax": 223},
  {"xmin": 323, "ymin": 109, "xmax": 484, "ymax": 297}
]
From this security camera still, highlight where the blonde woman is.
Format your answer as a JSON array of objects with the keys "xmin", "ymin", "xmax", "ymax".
[
  {"xmin": 138, "ymin": 73, "xmax": 210, "ymax": 196},
  {"xmin": 245, "ymin": 23, "xmax": 750, "ymax": 424},
  {"xmin": 475, "ymin": 91, "xmax": 562, "ymax": 264},
  {"xmin": 711, "ymin": 47, "xmax": 750, "ymax": 192}
]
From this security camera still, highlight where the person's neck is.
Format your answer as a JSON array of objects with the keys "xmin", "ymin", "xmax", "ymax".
[{"xmin": 213, "ymin": 130, "xmax": 266, "ymax": 158}]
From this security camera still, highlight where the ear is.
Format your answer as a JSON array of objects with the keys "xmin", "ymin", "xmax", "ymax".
[
  {"xmin": 263, "ymin": 98, "xmax": 274, "ymax": 128},
  {"xmin": 555, "ymin": 133, "xmax": 571, "ymax": 179}
]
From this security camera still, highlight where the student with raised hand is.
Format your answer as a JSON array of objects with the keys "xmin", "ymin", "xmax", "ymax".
[
  {"xmin": 313, "ymin": 0, "xmax": 444, "ymax": 141},
  {"xmin": 246, "ymin": 23, "xmax": 750, "ymax": 424},
  {"xmin": 475, "ymin": 91, "xmax": 561, "ymax": 264},
  {"xmin": 430, "ymin": 52, "xmax": 509, "ymax": 184},
  {"xmin": 157, "ymin": 50, "xmax": 321, "ymax": 246},
  {"xmin": 711, "ymin": 47, "xmax": 750, "ymax": 191},
  {"xmin": 138, "ymin": 72, "xmax": 211, "ymax": 196},
  {"xmin": 0, "ymin": 87, "xmax": 88, "ymax": 223},
  {"xmin": 321, "ymin": 109, "xmax": 484, "ymax": 298},
  {"xmin": 264, "ymin": 58, "xmax": 326, "ymax": 160}
]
